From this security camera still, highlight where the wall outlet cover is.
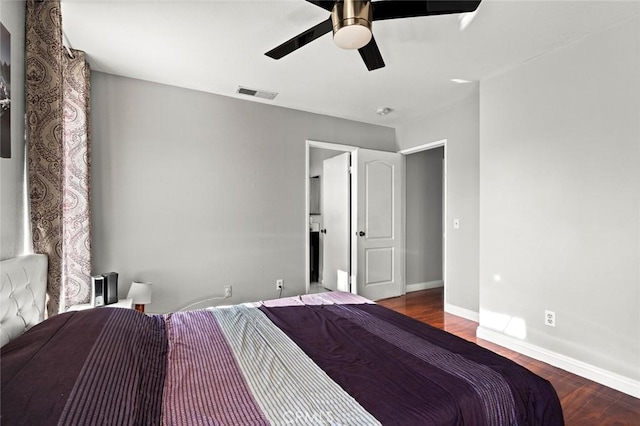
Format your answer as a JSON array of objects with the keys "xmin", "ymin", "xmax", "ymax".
[{"xmin": 545, "ymin": 310, "xmax": 556, "ymax": 327}]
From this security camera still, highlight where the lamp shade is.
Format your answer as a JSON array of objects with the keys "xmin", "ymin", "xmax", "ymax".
[
  {"xmin": 333, "ymin": 25, "xmax": 372, "ymax": 50},
  {"xmin": 127, "ymin": 282, "xmax": 152, "ymax": 304}
]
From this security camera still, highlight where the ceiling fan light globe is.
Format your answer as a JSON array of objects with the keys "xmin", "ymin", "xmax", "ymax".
[{"xmin": 333, "ymin": 25, "xmax": 372, "ymax": 50}]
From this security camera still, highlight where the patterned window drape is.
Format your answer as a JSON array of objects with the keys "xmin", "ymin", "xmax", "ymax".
[{"xmin": 26, "ymin": 0, "xmax": 91, "ymax": 316}]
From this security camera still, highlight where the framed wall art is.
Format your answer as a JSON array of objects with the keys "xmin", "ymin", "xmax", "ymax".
[{"xmin": 1, "ymin": 22, "xmax": 11, "ymax": 159}]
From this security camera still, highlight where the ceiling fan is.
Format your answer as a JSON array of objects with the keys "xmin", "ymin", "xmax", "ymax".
[{"xmin": 265, "ymin": 0, "xmax": 482, "ymax": 71}]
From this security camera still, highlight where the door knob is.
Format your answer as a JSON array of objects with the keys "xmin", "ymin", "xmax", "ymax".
[
  {"xmin": 357, "ymin": 231, "xmax": 366, "ymax": 237},
  {"xmin": 320, "ymin": 229, "xmax": 327, "ymax": 234}
]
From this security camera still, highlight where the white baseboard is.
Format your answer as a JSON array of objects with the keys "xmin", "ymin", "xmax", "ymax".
[
  {"xmin": 444, "ymin": 303, "xmax": 479, "ymax": 322},
  {"xmin": 406, "ymin": 280, "xmax": 443, "ymax": 292},
  {"xmin": 476, "ymin": 326, "xmax": 640, "ymax": 399}
]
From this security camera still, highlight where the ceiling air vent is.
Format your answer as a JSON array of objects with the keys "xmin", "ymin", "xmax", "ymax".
[{"xmin": 236, "ymin": 86, "xmax": 278, "ymax": 100}]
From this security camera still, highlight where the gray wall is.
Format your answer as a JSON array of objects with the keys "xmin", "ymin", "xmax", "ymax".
[
  {"xmin": 406, "ymin": 147, "xmax": 443, "ymax": 286},
  {"xmin": 91, "ymin": 72, "xmax": 396, "ymax": 313},
  {"xmin": 0, "ymin": 0, "xmax": 27, "ymax": 260},
  {"xmin": 397, "ymin": 94, "xmax": 480, "ymax": 313},
  {"xmin": 479, "ymin": 16, "xmax": 639, "ymax": 381}
]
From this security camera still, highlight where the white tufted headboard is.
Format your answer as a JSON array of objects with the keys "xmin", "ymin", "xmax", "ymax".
[{"xmin": 0, "ymin": 254, "xmax": 48, "ymax": 347}]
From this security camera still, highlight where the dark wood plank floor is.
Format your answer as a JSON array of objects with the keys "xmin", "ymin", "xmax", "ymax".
[{"xmin": 377, "ymin": 288, "xmax": 640, "ymax": 426}]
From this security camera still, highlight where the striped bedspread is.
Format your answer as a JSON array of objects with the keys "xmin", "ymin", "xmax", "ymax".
[{"xmin": 1, "ymin": 293, "xmax": 564, "ymax": 425}]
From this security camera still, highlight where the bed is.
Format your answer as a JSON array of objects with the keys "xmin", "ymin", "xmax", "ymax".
[
  {"xmin": 1, "ymin": 256, "xmax": 564, "ymax": 425},
  {"xmin": 0, "ymin": 254, "xmax": 47, "ymax": 347}
]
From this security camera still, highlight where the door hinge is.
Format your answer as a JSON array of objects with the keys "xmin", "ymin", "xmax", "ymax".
[{"xmin": 349, "ymin": 166, "xmax": 353, "ymax": 174}]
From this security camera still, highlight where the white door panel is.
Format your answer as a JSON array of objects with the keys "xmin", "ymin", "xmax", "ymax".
[
  {"xmin": 322, "ymin": 152, "xmax": 350, "ymax": 291},
  {"xmin": 353, "ymin": 149, "xmax": 403, "ymax": 301}
]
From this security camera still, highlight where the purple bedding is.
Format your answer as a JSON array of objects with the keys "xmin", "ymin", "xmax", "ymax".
[
  {"xmin": 1, "ymin": 308, "xmax": 166, "ymax": 425},
  {"xmin": 1, "ymin": 294, "xmax": 564, "ymax": 425},
  {"xmin": 261, "ymin": 303, "xmax": 563, "ymax": 425}
]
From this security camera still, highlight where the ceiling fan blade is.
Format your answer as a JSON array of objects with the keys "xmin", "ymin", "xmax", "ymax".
[
  {"xmin": 304, "ymin": 0, "xmax": 335, "ymax": 11},
  {"xmin": 358, "ymin": 37, "xmax": 385, "ymax": 71},
  {"xmin": 265, "ymin": 18, "xmax": 333, "ymax": 60},
  {"xmin": 372, "ymin": 0, "xmax": 481, "ymax": 21}
]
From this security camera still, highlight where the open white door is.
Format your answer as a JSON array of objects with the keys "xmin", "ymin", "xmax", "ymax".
[
  {"xmin": 352, "ymin": 149, "xmax": 403, "ymax": 300},
  {"xmin": 321, "ymin": 152, "xmax": 350, "ymax": 291}
]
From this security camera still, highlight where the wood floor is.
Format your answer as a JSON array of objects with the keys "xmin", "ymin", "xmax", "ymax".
[{"xmin": 377, "ymin": 288, "xmax": 640, "ymax": 426}]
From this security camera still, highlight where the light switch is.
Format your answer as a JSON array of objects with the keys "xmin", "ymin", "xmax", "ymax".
[{"xmin": 453, "ymin": 219, "xmax": 460, "ymax": 229}]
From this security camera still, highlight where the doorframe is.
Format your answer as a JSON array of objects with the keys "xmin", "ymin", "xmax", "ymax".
[
  {"xmin": 399, "ymin": 139, "xmax": 448, "ymax": 305},
  {"xmin": 305, "ymin": 140, "xmax": 358, "ymax": 295}
]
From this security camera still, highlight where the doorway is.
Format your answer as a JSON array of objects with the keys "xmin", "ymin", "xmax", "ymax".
[
  {"xmin": 400, "ymin": 140, "xmax": 447, "ymax": 303},
  {"xmin": 305, "ymin": 141, "xmax": 404, "ymax": 300},
  {"xmin": 308, "ymin": 147, "xmax": 351, "ymax": 293}
]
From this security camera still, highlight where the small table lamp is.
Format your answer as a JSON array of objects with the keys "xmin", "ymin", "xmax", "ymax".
[{"xmin": 127, "ymin": 282, "xmax": 152, "ymax": 313}]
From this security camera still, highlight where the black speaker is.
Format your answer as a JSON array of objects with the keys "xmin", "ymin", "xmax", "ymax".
[
  {"xmin": 102, "ymin": 272, "xmax": 119, "ymax": 305},
  {"xmin": 91, "ymin": 275, "xmax": 105, "ymax": 307}
]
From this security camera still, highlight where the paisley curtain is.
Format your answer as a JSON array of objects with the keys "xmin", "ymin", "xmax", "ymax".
[{"xmin": 26, "ymin": 0, "xmax": 91, "ymax": 316}]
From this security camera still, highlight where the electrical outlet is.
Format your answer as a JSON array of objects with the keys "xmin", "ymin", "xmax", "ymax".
[
  {"xmin": 276, "ymin": 279, "xmax": 284, "ymax": 291},
  {"xmin": 545, "ymin": 310, "xmax": 556, "ymax": 327},
  {"xmin": 224, "ymin": 285, "xmax": 232, "ymax": 298}
]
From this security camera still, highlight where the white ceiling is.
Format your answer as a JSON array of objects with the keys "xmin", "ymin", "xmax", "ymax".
[{"xmin": 61, "ymin": 0, "xmax": 640, "ymax": 127}]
